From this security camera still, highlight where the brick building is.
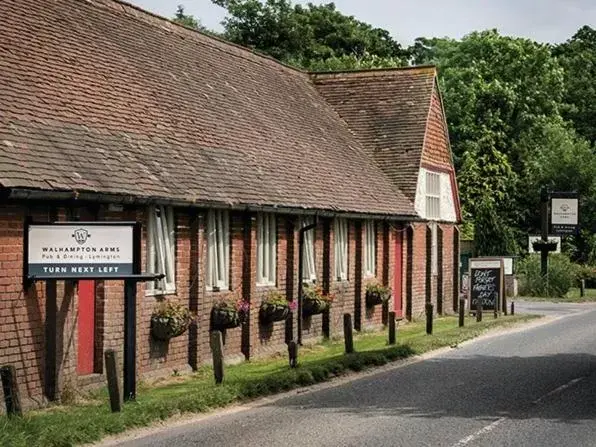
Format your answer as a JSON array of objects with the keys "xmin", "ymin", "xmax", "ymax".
[{"xmin": 0, "ymin": 0, "xmax": 461, "ymax": 408}]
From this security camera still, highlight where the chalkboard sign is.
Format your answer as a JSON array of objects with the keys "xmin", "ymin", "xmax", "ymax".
[{"xmin": 469, "ymin": 258, "xmax": 504, "ymax": 312}]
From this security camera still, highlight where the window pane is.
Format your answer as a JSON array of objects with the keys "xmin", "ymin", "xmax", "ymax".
[
  {"xmin": 302, "ymin": 217, "xmax": 316, "ymax": 281},
  {"xmin": 146, "ymin": 206, "xmax": 176, "ymax": 293},
  {"xmin": 334, "ymin": 218, "xmax": 348, "ymax": 280},
  {"xmin": 257, "ymin": 213, "xmax": 276, "ymax": 285},
  {"xmin": 364, "ymin": 220, "xmax": 375, "ymax": 276},
  {"xmin": 207, "ymin": 210, "xmax": 229, "ymax": 289}
]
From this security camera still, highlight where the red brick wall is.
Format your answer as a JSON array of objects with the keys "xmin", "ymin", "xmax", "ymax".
[
  {"xmin": 409, "ymin": 223, "xmax": 428, "ymax": 319},
  {"xmin": 2, "ymin": 201, "xmax": 446, "ymax": 406},
  {"xmin": 0, "ymin": 205, "xmax": 46, "ymax": 406},
  {"xmin": 441, "ymin": 224, "xmax": 455, "ymax": 315}
]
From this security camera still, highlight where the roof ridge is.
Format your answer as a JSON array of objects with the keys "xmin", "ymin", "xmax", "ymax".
[
  {"xmin": 310, "ymin": 65, "xmax": 437, "ymax": 80},
  {"xmin": 85, "ymin": 0, "xmax": 307, "ymax": 76}
]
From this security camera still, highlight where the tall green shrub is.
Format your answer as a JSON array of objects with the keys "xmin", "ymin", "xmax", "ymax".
[{"xmin": 517, "ymin": 254, "xmax": 577, "ymax": 297}]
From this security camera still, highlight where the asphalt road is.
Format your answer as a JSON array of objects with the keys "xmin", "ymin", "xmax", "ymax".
[{"xmin": 115, "ymin": 301, "xmax": 596, "ymax": 447}]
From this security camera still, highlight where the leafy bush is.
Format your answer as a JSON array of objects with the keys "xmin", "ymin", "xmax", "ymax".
[
  {"xmin": 517, "ymin": 254, "xmax": 577, "ymax": 297},
  {"xmin": 575, "ymin": 264, "xmax": 596, "ymax": 288}
]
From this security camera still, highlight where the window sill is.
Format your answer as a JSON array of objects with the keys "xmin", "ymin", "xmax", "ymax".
[
  {"xmin": 256, "ymin": 282, "xmax": 276, "ymax": 288},
  {"xmin": 206, "ymin": 287, "xmax": 230, "ymax": 293},
  {"xmin": 145, "ymin": 289, "xmax": 177, "ymax": 298},
  {"xmin": 333, "ymin": 278, "xmax": 350, "ymax": 285}
]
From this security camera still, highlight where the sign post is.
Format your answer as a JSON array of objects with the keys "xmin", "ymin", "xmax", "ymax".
[
  {"xmin": 532, "ymin": 189, "xmax": 579, "ymax": 278},
  {"xmin": 25, "ymin": 221, "xmax": 161, "ymax": 403},
  {"xmin": 469, "ymin": 258, "xmax": 504, "ymax": 314}
]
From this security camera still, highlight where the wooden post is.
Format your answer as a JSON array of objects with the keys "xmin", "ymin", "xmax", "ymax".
[
  {"xmin": 0, "ymin": 365, "xmax": 22, "ymax": 417},
  {"xmin": 425, "ymin": 303, "xmax": 433, "ymax": 335},
  {"xmin": 382, "ymin": 301, "xmax": 389, "ymax": 326},
  {"xmin": 343, "ymin": 313, "xmax": 354, "ymax": 354},
  {"xmin": 493, "ymin": 306, "xmax": 498, "ymax": 319},
  {"xmin": 502, "ymin": 291, "xmax": 507, "ymax": 316},
  {"xmin": 580, "ymin": 280, "xmax": 586, "ymax": 298},
  {"xmin": 288, "ymin": 341, "xmax": 298, "ymax": 368},
  {"xmin": 511, "ymin": 301, "xmax": 515, "ymax": 316},
  {"xmin": 210, "ymin": 331, "xmax": 225, "ymax": 384},
  {"xmin": 123, "ymin": 279, "xmax": 137, "ymax": 402},
  {"xmin": 104, "ymin": 350, "xmax": 121, "ymax": 413},
  {"xmin": 476, "ymin": 300, "xmax": 483, "ymax": 322},
  {"xmin": 458, "ymin": 298, "xmax": 465, "ymax": 327},
  {"xmin": 388, "ymin": 312, "xmax": 397, "ymax": 345}
]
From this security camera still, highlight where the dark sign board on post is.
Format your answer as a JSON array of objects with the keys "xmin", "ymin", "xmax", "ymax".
[{"xmin": 469, "ymin": 258, "xmax": 504, "ymax": 312}]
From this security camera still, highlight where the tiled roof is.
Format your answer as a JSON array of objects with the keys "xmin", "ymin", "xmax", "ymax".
[
  {"xmin": 311, "ymin": 67, "xmax": 437, "ymax": 201},
  {"xmin": 0, "ymin": 0, "xmax": 416, "ymax": 217}
]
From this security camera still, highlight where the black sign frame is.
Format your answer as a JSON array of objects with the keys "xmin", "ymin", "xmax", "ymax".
[{"xmin": 468, "ymin": 258, "xmax": 504, "ymax": 313}]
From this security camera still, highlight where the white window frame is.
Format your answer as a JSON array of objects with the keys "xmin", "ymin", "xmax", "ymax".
[
  {"xmin": 431, "ymin": 222, "xmax": 438, "ymax": 276},
  {"xmin": 146, "ymin": 205, "xmax": 176, "ymax": 295},
  {"xmin": 334, "ymin": 218, "xmax": 348, "ymax": 281},
  {"xmin": 207, "ymin": 210, "xmax": 230, "ymax": 290},
  {"xmin": 363, "ymin": 220, "xmax": 376, "ymax": 277},
  {"xmin": 426, "ymin": 171, "xmax": 441, "ymax": 220},
  {"xmin": 257, "ymin": 213, "xmax": 277, "ymax": 286},
  {"xmin": 301, "ymin": 217, "xmax": 317, "ymax": 282}
]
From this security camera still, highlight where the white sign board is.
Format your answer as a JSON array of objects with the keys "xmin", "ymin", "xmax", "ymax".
[
  {"xmin": 470, "ymin": 259, "xmax": 501, "ymax": 269},
  {"xmin": 528, "ymin": 236, "xmax": 561, "ymax": 254},
  {"xmin": 27, "ymin": 224, "xmax": 135, "ymax": 278},
  {"xmin": 551, "ymin": 198, "xmax": 578, "ymax": 225},
  {"xmin": 503, "ymin": 257, "xmax": 514, "ymax": 276}
]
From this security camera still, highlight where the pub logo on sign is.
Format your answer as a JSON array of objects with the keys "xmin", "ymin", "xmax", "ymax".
[{"xmin": 72, "ymin": 228, "xmax": 90, "ymax": 245}]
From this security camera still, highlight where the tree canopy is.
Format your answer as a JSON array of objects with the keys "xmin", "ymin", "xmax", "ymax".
[
  {"xmin": 173, "ymin": 2, "xmax": 596, "ymax": 263},
  {"xmin": 210, "ymin": 0, "xmax": 409, "ymax": 66}
]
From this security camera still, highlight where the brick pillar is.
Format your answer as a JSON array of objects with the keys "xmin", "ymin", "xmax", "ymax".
[
  {"xmin": 405, "ymin": 225, "xmax": 413, "ymax": 321},
  {"xmin": 188, "ymin": 211, "xmax": 200, "ymax": 370},
  {"xmin": 242, "ymin": 212, "xmax": 253, "ymax": 360},
  {"xmin": 437, "ymin": 225, "xmax": 444, "ymax": 315},
  {"xmin": 354, "ymin": 221, "xmax": 363, "ymax": 331}
]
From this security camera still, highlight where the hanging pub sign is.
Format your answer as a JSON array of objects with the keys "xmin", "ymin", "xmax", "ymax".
[
  {"xmin": 469, "ymin": 258, "xmax": 504, "ymax": 312},
  {"xmin": 550, "ymin": 192, "xmax": 579, "ymax": 235},
  {"xmin": 26, "ymin": 222, "xmax": 139, "ymax": 280}
]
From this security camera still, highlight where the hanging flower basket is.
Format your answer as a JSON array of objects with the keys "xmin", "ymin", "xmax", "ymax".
[
  {"xmin": 365, "ymin": 290, "xmax": 390, "ymax": 307},
  {"xmin": 210, "ymin": 294, "xmax": 250, "ymax": 331},
  {"xmin": 150, "ymin": 316, "xmax": 190, "ymax": 341},
  {"xmin": 532, "ymin": 241, "xmax": 558, "ymax": 252},
  {"xmin": 259, "ymin": 290, "xmax": 296, "ymax": 324},
  {"xmin": 364, "ymin": 279, "xmax": 391, "ymax": 308},
  {"xmin": 211, "ymin": 307, "xmax": 242, "ymax": 330},
  {"xmin": 259, "ymin": 302, "xmax": 290, "ymax": 324},
  {"xmin": 301, "ymin": 283, "xmax": 334, "ymax": 317},
  {"xmin": 302, "ymin": 296, "xmax": 330, "ymax": 317},
  {"xmin": 150, "ymin": 301, "xmax": 194, "ymax": 341}
]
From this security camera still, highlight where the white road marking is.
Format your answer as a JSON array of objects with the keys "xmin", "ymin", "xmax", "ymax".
[
  {"xmin": 451, "ymin": 376, "xmax": 586, "ymax": 447},
  {"xmin": 451, "ymin": 417, "xmax": 507, "ymax": 447},
  {"xmin": 532, "ymin": 377, "xmax": 586, "ymax": 405}
]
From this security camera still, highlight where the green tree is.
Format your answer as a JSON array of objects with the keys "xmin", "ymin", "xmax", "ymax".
[
  {"xmin": 211, "ymin": 0, "xmax": 408, "ymax": 66},
  {"xmin": 430, "ymin": 31, "xmax": 570, "ymax": 255},
  {"xmin": 518, "ymin": 118, "xmax": 596, "ymax": 263},
  {"xmin": 554, "ymin": 26, "xmax": 596, "ymax": 144},
  {"xmin": 173, "ymin": 4, "xmax": 206, "ymax": 31}
]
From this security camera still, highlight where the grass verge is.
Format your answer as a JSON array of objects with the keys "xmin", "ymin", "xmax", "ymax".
[
  {"xmin": 0, "ymin": 314, "xmax": 539, "ymax": 447},
  {"xmin": 518, "ymin": 287, "xmax": 596, "ymax": 302}
]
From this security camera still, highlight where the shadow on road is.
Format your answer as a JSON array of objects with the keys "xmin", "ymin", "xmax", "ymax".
[{"xmin": 266, "ymin": 353, "xmax": 596, "ymax": 423}]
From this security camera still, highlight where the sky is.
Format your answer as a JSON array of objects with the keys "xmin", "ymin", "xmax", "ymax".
[{"xmin": 128, "ymin": 0, "xmax": 595, "ymax": 46}]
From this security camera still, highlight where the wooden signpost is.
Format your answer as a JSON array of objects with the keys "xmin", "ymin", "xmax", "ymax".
[
  {"xmin": 22, "ymin": 220, "xmax": 162, "ymax": 404},
  {"xmin": 468, "ymin": 258, "xmax": 504, "ymax": 314}
]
